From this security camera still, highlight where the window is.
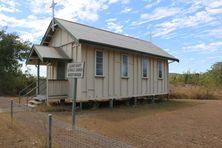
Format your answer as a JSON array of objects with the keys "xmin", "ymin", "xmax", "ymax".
[
  {"xmin": 158, "ymin": 61, "xmax": 163, "ymax": 79},
  {"xmin": 121, "ymin": 55, "xmax": 128, "ymax": 77},
  {"xmin": 95, "ymin": 50, "xmax": 103, "ymax": 76},
  {"xmin": 57, "ymin": 62, "xmax": 66, "ymax": 79},
  {"xmin": 142, "ymin": 57, "xmax": 148, "ymax": 78}
]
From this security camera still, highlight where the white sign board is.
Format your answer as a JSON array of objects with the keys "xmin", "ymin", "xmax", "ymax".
[{"xmin": 67, "ymin": 62, "xmax": 84, "ymax": 78}]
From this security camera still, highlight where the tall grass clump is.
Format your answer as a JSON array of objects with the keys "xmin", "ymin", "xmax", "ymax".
[
  {"xmin": 169, "ymin": 85, "xmax": 217, "ymax": 100},
  {"xmin": 169, "ymin": 62, "xmax": 222, "ymax": 100}
]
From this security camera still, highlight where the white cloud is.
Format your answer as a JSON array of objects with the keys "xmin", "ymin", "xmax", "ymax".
[
  {"xmin": 183, "ymin": 41, "xmax": 222, "ymax": 52},
  {"xmin": 121, "ymin": 7, "xmax": 132, "ymax": 13},
  {"xmin": 205, "ymin": 0, "xmax": 222, "ymax": 8},
  {"xmin": 0, "ymin": 13, "xmax": 50, "ymax": 42},
  {"xmin": 131, "ymin": 7, "xmax": 181, "ymax": 26},
  {"xmin": 141, "ymin": 7, "xmax": 180, "ymax": 20},
  {"xmin": 206, "ymin": 7, "xmax": 222, "ymax": 15},
  {"xmin": 108, "ymin": 0, "xmax": 129, "ymax": 4},
  {"xmin": 145, "ymin": 0, "xmax": 161, "ymax": 8},
  {"xmin": 202, "ymin": 28, "xmax": 222, "ymax": 38},
  {"xmin": 26, "ymin": 0, "xmax": 51, "ymax": 14},
  {"xmin": 25, "ymin": 0, "xmax": 129, "ymax": 23},
  {"xmin": 0, "ymin": 0, "xmax": 20, "ymax": 12},
  {"xmin": 147, "ymin": 0, "xmax": 222, "ymax": 38},
  {"xmin": 106, "ymin": 18, "xmax": 117, "ymax": 22},
  {"xmin": 154, "ymin": 10, "xmax": 216, "ymax": 37},
  {"xmin": 106, "ymin": 19, "xmax": 123, "ymax": 33},
  {"xmin": 109, "ymin": 0, "xmax": 120, "ymax": 4},
  {"xmin": 55, "ymin": 0, "xmax": 129, "ymax": 22},
  {"xmin": 106, "ymin": 22, "xmax": 123, "ymax": 33},
  {"xmin": 0, "ymin": 0, "xmax": 130, "ymax": 42}
]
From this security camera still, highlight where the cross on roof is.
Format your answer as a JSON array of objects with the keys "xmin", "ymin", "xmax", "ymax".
[{"xmin": 50, "ymin": 0, "xmax": 57, "ymax": 32}]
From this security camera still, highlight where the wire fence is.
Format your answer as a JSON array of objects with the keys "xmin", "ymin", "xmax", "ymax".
[{"xmin": 0, "ymin": 97, "xmax": 133, "ymax": 148}]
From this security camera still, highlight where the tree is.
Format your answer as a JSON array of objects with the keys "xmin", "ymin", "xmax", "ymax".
[
  {"xmin": 169, "ymin": 62, "xmax": 222, "ymax": 88},
  {"xmin": 206, "ymin": 62, "xmax": 222, "ymax": 87},
  {"xmin": 0, "ymin": 30, "xmax": 30, "ymax": 73},
  {"xmin": 0, "ymin": 30, "xmax": 32, "ymax": 95}
]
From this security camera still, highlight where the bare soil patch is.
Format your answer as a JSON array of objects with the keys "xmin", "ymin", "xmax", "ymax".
[
  {"xmin": 55, "ymin": 100, "xmax": 222, "ymax": 148},
  {"xmin": 2, "ymin": 96, "xmax": 222, "ymax": 148}
]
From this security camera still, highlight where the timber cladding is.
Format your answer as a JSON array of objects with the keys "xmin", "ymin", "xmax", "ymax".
[
  {"xmin": 76, "ymin": 43, "xmax": 168, "ymax": 101},
  {"xmin": 27, "ymin": 18, "xmax": 178, "ymax": 102}
]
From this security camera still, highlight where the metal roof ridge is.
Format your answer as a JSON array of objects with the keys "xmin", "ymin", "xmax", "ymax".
[{"xmin": 55, "ymin": 17, "xmax": 155, "ymax": 45}]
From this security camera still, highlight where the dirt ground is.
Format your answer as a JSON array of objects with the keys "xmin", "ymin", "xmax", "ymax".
[
  {"xmin": 1, "ymin": 97, "xmax": 222, "ymax": 148},
  {"xmin": 54, "ymin": 99, "xmax": 222, "ymax": 148},
  {"xmin": 0, "ymin": 113, "xmax": 37, "ymax": 148},
  {"xmin": 0, "ymin": 97, "xmax": 132, "ymax": 148}
]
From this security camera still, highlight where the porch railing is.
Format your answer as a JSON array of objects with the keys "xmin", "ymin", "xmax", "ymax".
[
  {"xmin": 19, "ymin": 79, "xmax": 68, "ymax": 103},
  {"xmin": 47, "ymin": 79, "xmax": 68, "ymax": 97},
  {"xmin": 18, "ymin": 79, "xmax": 46, "ymax": 104}
]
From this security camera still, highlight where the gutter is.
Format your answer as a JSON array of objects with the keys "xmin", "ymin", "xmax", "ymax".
[{"xmin": 79, "ymin": 39, "xmax": 179, "ymax": 62}]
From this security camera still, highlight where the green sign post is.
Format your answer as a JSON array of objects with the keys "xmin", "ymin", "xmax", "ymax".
[
  {"xmin": 67, "ymin": 62, "xmax": 84, "ymax": 128},
  {"xmin": 72, "ymin": 78, "xmax": 77, "ymax": 127}
]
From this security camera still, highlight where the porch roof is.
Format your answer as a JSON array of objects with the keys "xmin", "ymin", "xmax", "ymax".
[{"xmin": 27, "ymin": 45, "xmax": 72, "ymax": 65}]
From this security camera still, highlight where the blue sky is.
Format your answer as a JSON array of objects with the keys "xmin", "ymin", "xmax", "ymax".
[{"xmin": 0, "ymin": 0, "xmax": 222, "ymax": 75}]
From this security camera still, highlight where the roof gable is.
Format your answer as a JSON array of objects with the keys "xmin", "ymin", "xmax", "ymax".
[{"xmin": 27, "ymin": 45, "xmax": 72, "ymax": 65}]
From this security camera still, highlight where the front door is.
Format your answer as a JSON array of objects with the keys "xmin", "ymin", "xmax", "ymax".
[{"xmin": 57, "ymin": 62, "xmax": 65, "ymax": 80}]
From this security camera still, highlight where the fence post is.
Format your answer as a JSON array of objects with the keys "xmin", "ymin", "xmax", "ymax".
[
  {"xmin": 72, "ymin": 78, "xmax": 77, "ymax": 128},
  {"xmin": 10, "ymin": 100, "xmax": 13, "ymax": 121},
  {"xmin": 109, "ymin": 99, "xmax": 113, "ymax": 109},
  {"xmin": 134, "ymin": 97, "xmax": 137, "ymax": 107},
  {"xmin": 48, "ymin": 114, "xmax": 52, "ymax": 148},
  {"xmin": 79, "ymin": 102, "xmax": 83, "ymax": 111},
  {"xmin": 152, "ymin": 94, "xmax": 155, "ymax": 103},
  {"xmin": 19, "ymin": 93, "xmax": 21, "ymax": 104}
]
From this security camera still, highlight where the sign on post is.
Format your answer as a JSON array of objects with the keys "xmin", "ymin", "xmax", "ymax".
[
  {"xmin": 67, "ymin": 62, "xmax": 84, "ymax": 78},
  {"xmin": 67, "ymin": 62, "xmax": 84, "ymax": 128}
]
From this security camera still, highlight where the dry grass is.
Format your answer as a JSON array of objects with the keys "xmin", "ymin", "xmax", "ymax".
[
  {"xmin": 169, "ymin": 85, "xmax": 222, "ymax": 100},
  {"xmin": 0, "ymin": 113, "xmax": 52, "ymax": 148},
  {"xmin": 54, "ymin": 100, "xmax": 199, "ymax": 124},
  {"xmin": 52, "ymin": 99, "xmax": 222, "ymax": 147},
  {"xmin": 35, "ymin": 102, "xmax": 71, "ymax": 112},
  {"xmin": 0, "ymin": 113, "xmax": 30, "ymax": 148}
]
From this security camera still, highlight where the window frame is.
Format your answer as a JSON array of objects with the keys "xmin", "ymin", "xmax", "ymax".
[
  {"xmin": 142, "ymin": 57, "xmax": 149, "ymax": 79},
  {"xmin": 95, "ymin": 50, "xmax": 104, "ymax": 77},
  {"xmin": 157, "ymin": 60, "xmax": 163, "ymax": 79},
  {"xmin": 56, "ymin": 62, "xmax": 66, "ymax": 80},
  {"xmin": 121, "ymin": 54, "xmax": 129, "ymax": 78}
]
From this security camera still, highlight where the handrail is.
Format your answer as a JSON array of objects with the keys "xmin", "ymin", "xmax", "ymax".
[
  {"xmin": 23, "ymin": 86, "xmax": 38, "ymax": 97},
  {"xmin": 19, "ymin": 81, "xmax": 36, "ymax": 95},
  {"xmin": 19, "ymin": 86, "xmax": 37, "ymax": 105},
  {"xmin": 24, "ymin": 86, "xmax": 37, "ymax": 106},
  {"xmin": 19, "ymin": 79, "xmax": 47, "ymax": 104}
]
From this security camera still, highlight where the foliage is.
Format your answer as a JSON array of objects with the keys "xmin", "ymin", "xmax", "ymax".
[
  {"xmin": 206, "ymin": 62, "xmax": 222, "ymax": 87},
  {"xmin": 0, "ymin": 30, "xmax": 33, "ymax": 95},
  {"xmin": 170, "ymin": 62, "xmax": 222, "ymax": 88}
]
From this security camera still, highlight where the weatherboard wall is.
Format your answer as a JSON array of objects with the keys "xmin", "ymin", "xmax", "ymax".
[
  {"xmin": 47, "ymin": 28, "xmax": 74, "ymax": 79},
  {"xmin": 78, "ymin": 43, "xmax": 168, "ymax": 101},
  {"xmin": 45, "ymin": 27, "xmax": 169, "ymax": 101}
]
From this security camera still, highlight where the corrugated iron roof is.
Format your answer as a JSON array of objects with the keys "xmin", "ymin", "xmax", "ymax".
[
  {"xmin": 53, "ymin": 18, "xmax": 179, "ymax": 62},
  {"xmin": 27, "ymin": 45, "xmax": 71, "ymax": 65},
  {"xmin": 33, "ymin": 45, "xmax": 71, "ymax": 60}
]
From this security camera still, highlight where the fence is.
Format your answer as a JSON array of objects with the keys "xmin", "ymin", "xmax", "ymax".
[{"xmin": 0, "ymin": 97, "xmax": 133, "ymax": 148}]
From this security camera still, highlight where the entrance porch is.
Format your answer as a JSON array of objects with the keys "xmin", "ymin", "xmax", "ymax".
[{"xmin": 20, "ymin": 45, "xmax": 72, "ymax": 104}]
